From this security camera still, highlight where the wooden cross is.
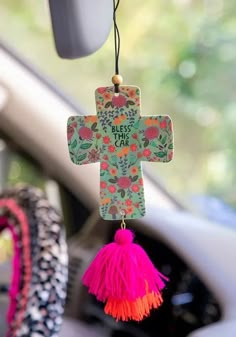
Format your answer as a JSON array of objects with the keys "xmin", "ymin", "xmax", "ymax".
[{"xmin": 67, "ymin": 86, "xmax": 174, "ymax": 220}]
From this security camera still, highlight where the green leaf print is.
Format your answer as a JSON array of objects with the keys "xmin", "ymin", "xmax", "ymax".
[
  {"xmin": 80, "ymin": 143, "xmax": 92, "ymax": 150},
  {"xmin": 111, "ymin": 155, "xmax": 118, "ymax": 164},
  {"xmin": 155, "ymin": 151, "xmax": 167, "ymax": 158},
  {"xmin": 127, "ymin": 100, "xmax": 135, "ymax": 105},
  {"xmin": 91, "ymin": 122, "xmax": 98, "ymax": 131},
  {"xmin": 109, "ymin": 178, "xmax": 117, "ymax": 183},
  {"xmin": 118, "ymin": 189, "xmax": 126, "ymax": 198},
  {"xmin": 133, "ymin": 121, "xmax": 139, "ymax": 129},
  {"xmin": 71, "ymin": 139, "xmax": 77, "ymax": 149},
  {"xmin": 131, "ymin": 175, "xmax": 139, "ymax": 182},
  {"xmin": 105, "ymin": 101, "xmax": 112, "ymax": 108},
  {"xmin": 129, "ymin": 154, "xmax": 137, "ymax": 166},
  {"xmin": 77, "ymin": 153, "xmax": 87, "ymax": 162},
  {"xmin": 144, "ymin": 139, "xmax": 149, "ymax": 147},
  {"xmin": 168, "ymin": 143, "xmax": 174, "ymax": 149},
  {"xmin": 161, "ymin": 135, "xmax": 167, "ymax": 145}
]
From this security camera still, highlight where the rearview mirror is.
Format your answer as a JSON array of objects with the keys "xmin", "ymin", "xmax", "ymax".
[{"xmin": 49, "ymin": 0, "xmax": 113, "ymax": 59}]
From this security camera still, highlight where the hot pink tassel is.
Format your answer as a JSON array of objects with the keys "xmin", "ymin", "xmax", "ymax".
[{"xmin": 82, "ymin": 229, "xmax": 168, "ymax": 321}]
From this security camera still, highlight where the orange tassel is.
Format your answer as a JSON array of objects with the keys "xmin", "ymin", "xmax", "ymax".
[{"xmin": 105, "ymin": 291, "xmax": 163, "ymax": 321}]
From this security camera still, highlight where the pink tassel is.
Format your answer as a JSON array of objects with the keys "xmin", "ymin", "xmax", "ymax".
[{"xmin": 82, "ymin": 229, "xmax": 168, "ymax": 321}]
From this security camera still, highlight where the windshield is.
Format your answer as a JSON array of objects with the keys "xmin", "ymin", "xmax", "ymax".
[{"xmin": 1, "ymin": 0, "xmax": 236, "ymax": 208}]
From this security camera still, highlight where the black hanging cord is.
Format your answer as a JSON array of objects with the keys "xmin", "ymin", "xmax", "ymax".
[
  {"xmin": 113, "ymin": 0, "xmax": 120, "ymax": 75},
  {"xmin": 113, "ymin": 0, "xmax": 121, "ymax": 93}
]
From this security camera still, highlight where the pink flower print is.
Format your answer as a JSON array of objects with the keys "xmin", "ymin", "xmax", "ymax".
[
  {"xmin": 132, "ymin": 184, "xmax": 140, "ymax": 193},
  {"xmin": 88, "ymin": 149, "xmax": 100, "ymax": 162},
  {"xmin": 132, "ymin": 133, "xmax": 138, "ymax": 140},
  {"xmin": 104, "ymin": 92, "xmax": 111, "ymax": 100},
  {"xmin": 160, "ymin": 120, "xmax": 167, "ymax": 129},
  {"xmin": 67, "ymin": 125, "xmax": 74, "ymax": 141},
  {"xmin": 144, "ymin": 127, "xmax": 159, "ymax": 140},
  {"xmin": 126, "ymin": 207, "xmax": 134, "ymax": 215},
  {"xmin": 108, "ymin": 185, "xmax": 116, "ymax": 193},
  {"xmin": 168, "ymin": 151, "xmax": 173, "ymax": 161},
  {"xmin": 128, "ymin": 89, "xmax": 136, "ymax": 98},
  {"xmin": 71, "ymin": 122, "xmax": 77, "ymax": 128},
  {"xmin": 79, "ymin": 127, "xmax": 93, "ymax": 140},
  {"xmin": 112, "ymin": 94, "xmax": 127, "ymax": 108},
  {"xmin": 117, "ymin": 177, "xmax": 132, "ymax": 189},
  {"xmin": 100, "ymin": 181, "xmax": 107, "ymax": 189},
  {"xmin": 143, "ymin": 149, "xmax": 152, "ymax": 157},
  {"xmin": 97, "ymin": 87, "xmax": 106, "ymax": 94},
  {"xmin": 130, "ymin": 144, "xmax": 138, "ymax": 152},
  {"xmin": 125, "ymin": 199, "xmax": 132, "ymax": 206},
  {"xmin": 103, "ymin": 136, "xmax": 110, "ymax": 144},
  {"xmin": 101, "ymin": 162, "xmax": 109, "ymax": 170},
  {"xmin": 108, "ymin": 145, "xmax": 116, "ymax": 153}
]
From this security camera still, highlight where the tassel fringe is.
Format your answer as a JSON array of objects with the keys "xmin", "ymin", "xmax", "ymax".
[
  {"xmin": 82, "ymin": 229, "xmax": 168, "ymax": 321},
  {"xmin": 105, "ymin": 292, "xmax": 163, "ymax": 321}
]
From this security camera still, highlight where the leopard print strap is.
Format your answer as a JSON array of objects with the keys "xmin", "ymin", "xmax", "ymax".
[{"xmin": 0, "ymin": 186, "xmax": 68, "ymax": 337}]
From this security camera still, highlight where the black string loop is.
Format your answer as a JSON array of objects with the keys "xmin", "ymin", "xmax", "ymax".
[{"xmin": 113, "ymin": 0, "xmax": 121, "ymax": 93}]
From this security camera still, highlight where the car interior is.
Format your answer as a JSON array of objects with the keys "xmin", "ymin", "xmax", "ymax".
[{"xmin": 0, "ymin": 1, "xmax": 236, "ymax": 337}]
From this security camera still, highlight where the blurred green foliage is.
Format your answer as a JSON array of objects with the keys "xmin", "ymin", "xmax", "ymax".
[
  {"xmin": 0, "ymin": 0, "xmax": 236, "ymax": 205},
  {"xmin": 8, "ymin": 153, "xmax": 46, "ymax": 189},
  {"xmin": 0, "ymin": 229, "xmax": 12, "ymax": 263}
]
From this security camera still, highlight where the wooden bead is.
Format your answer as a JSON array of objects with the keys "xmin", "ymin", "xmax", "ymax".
[{"xmin": 112, "ymin": 74, "xmax": 123, "ymax": 85}]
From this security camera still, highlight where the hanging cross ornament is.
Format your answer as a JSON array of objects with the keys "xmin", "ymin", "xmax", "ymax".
[
  {"xmin": 67, "ymin": 85, "xmax": 174, "ymax": 220},
  {"xmin": 66, "ymin": 0, "xmax": 175, "ymax": 322}
]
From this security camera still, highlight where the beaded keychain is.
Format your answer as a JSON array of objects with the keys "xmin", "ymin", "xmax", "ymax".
[{"xmin": 67, "ymin": 0, "xmax": 174, "ymax": 321}]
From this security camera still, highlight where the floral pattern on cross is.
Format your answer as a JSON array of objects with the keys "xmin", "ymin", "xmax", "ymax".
[{"xmin": 67, "ymin": 86, "xmax": 174, "ymax": 220}]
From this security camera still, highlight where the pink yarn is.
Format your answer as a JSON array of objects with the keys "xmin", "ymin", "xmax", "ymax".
[
  {"xmin": 82, "ymin": 229, "xmax": 168, "ymax": 302},
  {"xmin": 0, "ymin": 199, "xmax": 32, "ymax": 337},
  {"xmin": 0, "ymin": 216, "xmax": 21, "ymax": 324},
  {"xmin": 7, "ymin": 224, "xmax": 21, "ymax": 324},
  {"xmin": 0, "ymin": 216, "xmax": 7, "ymax": 226}
]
